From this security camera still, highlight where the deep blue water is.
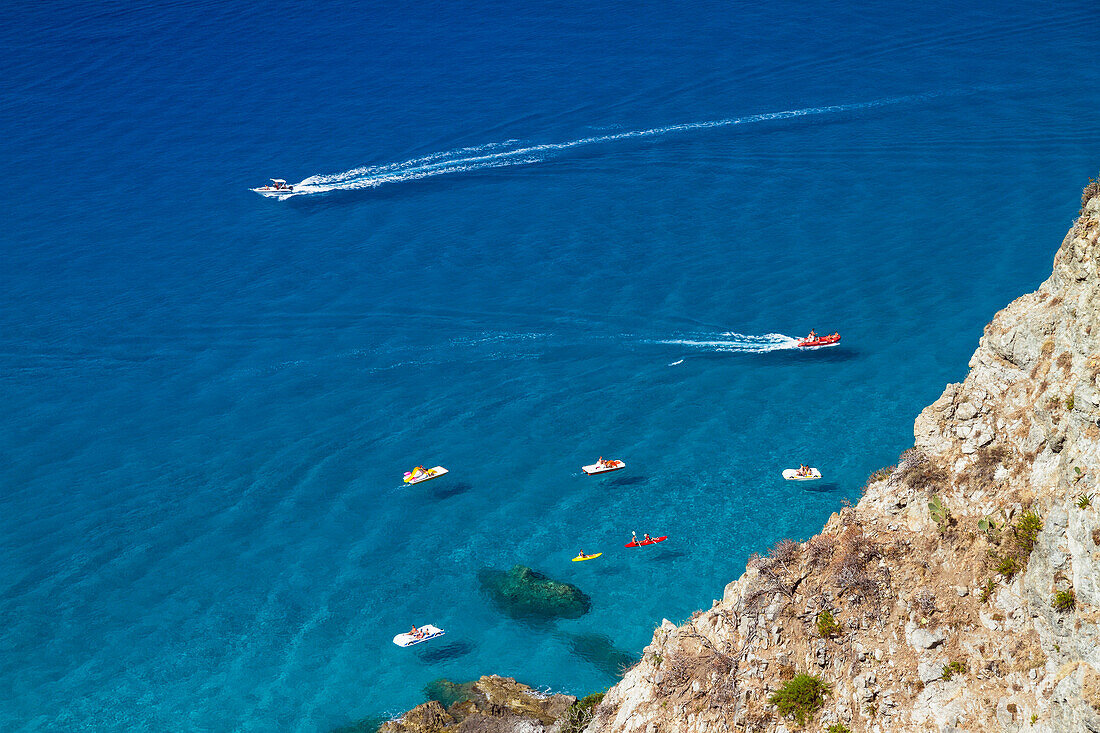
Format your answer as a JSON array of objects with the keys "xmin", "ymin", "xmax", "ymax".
[{"xmin": 2, "ymin": 1, "xmax": 1099, "ymax": 730}]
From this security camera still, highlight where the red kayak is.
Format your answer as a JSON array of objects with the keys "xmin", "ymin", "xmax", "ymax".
[
  {"xmin": 625, "ymin": 536, "xmax": 667, "ymax": 548},
  {"xmin": 797, "ymin": 332, "xmax": 840, "ymax": 348}
]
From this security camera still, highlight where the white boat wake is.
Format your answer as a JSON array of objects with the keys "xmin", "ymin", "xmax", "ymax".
[
  {"xmin": 655, "ymin": 332, "xmax": 801, "ymax": 354},
  {"xmin": 261, "ymin": 92, "xmax": 941, "ymax": 199}
]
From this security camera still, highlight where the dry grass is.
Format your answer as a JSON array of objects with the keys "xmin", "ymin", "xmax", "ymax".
[
  {"xmin": 1083, "ymin": 664, "xmax": 1100, "ymax": 712},
  {"xmin": 1082, "ymin": 174, "xmax": 1100, "ymax": 212},
  {"xmin": 1056, "ymin": 351, "xmax": 1073, "ymax": 376}
]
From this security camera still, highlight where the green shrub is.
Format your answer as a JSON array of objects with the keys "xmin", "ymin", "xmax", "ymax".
[
  {"xmin": 940, "ymin": 661, "xmax": 966, "ymax": 681},
  {"xmin": 990, "ymin": 509, "xmax": 1044, "ymax": 583},
  {"xmin": 979, "ymin": 577, "xmax": 995, "ymax": 603},
  {"xmin": 768, "ymin": 674, "xmax": 830, "ymax": 725},
  {"xmin": 816, "ymin": 609, "xmax": 841, "ymax": 638},
  {"xmin": 563, "ymin": 692, "xmax": 605, "ymax": 733},
  {"xmin": 1065, "ymin": 396, "xmax": 1075, "ymax": 410},
  {"xmin": 995, "ymin": 554, "xmax": 1021, "ymax": 579},
  {"xmin": 1077, "ymin": 494, "xmax": 1092, "ymax": 509},
  {"xmin": 1052, "ymin": 589, "xmax": 1076, "ymax": 612},
  {"xmin": 826, "ymin": 725, "xmax": 851, "ymax": 733},
  {"xmin": 1013, "ymin": 510, "xmax": 1043, "ymax": 555}
]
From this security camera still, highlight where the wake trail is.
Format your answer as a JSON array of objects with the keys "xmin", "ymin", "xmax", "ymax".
[
  {"xmin": 654, "ymin": 332, "xmax": 801, "ymax": 354},
  {"xmin": 281, "ymin": 92, "xmax": 941, "ymax": 197}
]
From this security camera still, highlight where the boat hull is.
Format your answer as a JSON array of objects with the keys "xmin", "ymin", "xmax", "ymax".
[
  {"xmin": 393, "ymin": 625, "xmax": 445, "ymax": 647},
  {"xmin": 797, "ymin": 335, "xmax": 841, "ymax": 348},
  {"xmin": 404, "ymin": 466, "xmax": 448, "ymax": 484},
  {"xmin": 582, "ymin": 461, "xmax": 624, "ymax": 475}
]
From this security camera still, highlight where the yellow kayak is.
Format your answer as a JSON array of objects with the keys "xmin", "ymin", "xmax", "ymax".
[{"xmin": 571, "ymin": 553, "xmax": 602, "ymax": 562}]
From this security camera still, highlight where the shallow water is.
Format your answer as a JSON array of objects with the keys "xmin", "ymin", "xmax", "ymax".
[{"xmin": 1, "ymin": 1, "xmax": 1099, "ymax": 730}]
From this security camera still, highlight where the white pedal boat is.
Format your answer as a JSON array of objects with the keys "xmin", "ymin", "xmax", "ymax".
[
  {"xmin": 393, "ymin": 624, "xmax": 445, "ymax": 647},
  {"xmin": 582, "ymin": 459, "xmax": 625, "ymax": 475},
  {"xmin": 783, "ymin": 467, "xmax": 822, "ymax": 481},
  {"xmin": 404, "ymin": 466, "xmax": 448, "ymax": 484}
]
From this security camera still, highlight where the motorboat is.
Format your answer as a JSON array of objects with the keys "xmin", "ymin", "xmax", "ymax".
[
  {"xmin": 797, "ymin": 331, "xmax": 840, "ymax": 348},
  {"xmin": 252, "ymin": 179, "xmax": 298, "ymax": 197}
]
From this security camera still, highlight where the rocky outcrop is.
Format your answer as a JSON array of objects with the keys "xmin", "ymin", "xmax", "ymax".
[
  {"xmin": 379, "ymin": 676, "xmax": 578, "ymax": 733},
  {"xmin": 381, "ymin": 179, "xmax": 1100, "ymax": 733},
  {"xmin": 479, "ymin": 566, "xmax": 592, "ymax": 621},
  {"xmin": 582, "ymin": 182, "xmax": 1100, "ymax": 732}
]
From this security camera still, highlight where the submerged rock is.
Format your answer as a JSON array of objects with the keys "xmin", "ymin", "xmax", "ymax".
[
  {"xmin": 479, "ymin": 565, "xmax": 591, "ymax": 620},
  {"xmin": 561, "ymin": 631, "xmax": 639, "ymax": 677},
  {"xmin": 423, "ymin": 678, "xmax": 476, "ymax": 711}
]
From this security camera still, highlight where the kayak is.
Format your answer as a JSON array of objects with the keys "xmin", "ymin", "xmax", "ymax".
[
  {"xmin": 582, "ymin": 460, "xmax": 625, "ymax": 475},
  {"xmin": 404, "ymin": 466, "xmax": 448, "ymax": 484},
  {"xmin": 797, "ymin": 334, "xmax": 841, "ymax": 348},
  {"xmin": 783, "ymin": 468, "xmax": 822, "ymax": 481},
  {"xmin": 571, "ymin": 553, "xmax": 603, "ymax": 562},
  {"xmin": 393, "ymin": 624, "xmax": 445, "ymax": 647},
  {"xmin": 625, "ymin": 536, "xmax": 667, "ymax": 548}
]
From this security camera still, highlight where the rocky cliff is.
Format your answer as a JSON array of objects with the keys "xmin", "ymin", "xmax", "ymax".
[{"xmin": 377, "ymin": 179, "xmax": 1100, "ymax": 733}]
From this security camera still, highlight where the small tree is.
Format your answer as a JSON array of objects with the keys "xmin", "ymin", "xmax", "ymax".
[
  {"xmin": 816, "ymin": 609, "xmax": 841, "ymax": 638},
  {"xmin": 768, "ymin": 673, "xmax": 830, "ymax": 725}
]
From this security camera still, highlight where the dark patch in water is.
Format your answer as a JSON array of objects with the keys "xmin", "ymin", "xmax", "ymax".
[
  {"xmin": 417, "ymin": 640, "xmax": 474, "ymax": 663},
  {"xmin": 606, "ymin": 474, "xmax": 647, "ymax": 487},
  {"xmin": 799, "ymin": 481, "xmax": 841, "ymax": 493},
  {"xmin": 479, "ymin": 565, "xmax": 591, "ymax": 622},
  {"xmin": 561, "ymin": 631, "xmax": 640, "ymax": 677},
  {"xmin": 432, "ymin": 481, "xmax": 473, "ymax": 500}
]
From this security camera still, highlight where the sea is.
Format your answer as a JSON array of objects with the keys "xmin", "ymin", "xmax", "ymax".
[{"xmin": 2, "ymin": 1, "xmax": 1098, "ymax": 730}]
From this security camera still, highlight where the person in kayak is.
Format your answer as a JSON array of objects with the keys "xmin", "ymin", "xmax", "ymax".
[
  {"xmin": 576, "ymin": 551, "xmax": 587, "ymax": 560},
  {"xmin": 631, "ymin": 530, "xmax": 638, "ymax": 545},
  {"xmin": 643, "ymin": 533, "xmax": 652, "ymax": 543}
]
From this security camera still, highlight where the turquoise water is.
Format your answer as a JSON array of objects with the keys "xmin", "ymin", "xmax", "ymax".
[{"xmin": 1, "ymin": 1, "xmax": 1099, "ymax": 730}]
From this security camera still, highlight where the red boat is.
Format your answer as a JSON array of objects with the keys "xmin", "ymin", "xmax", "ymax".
[
  {"xmin": 625, "ymin": 535, "xmax": 667, "ymax": 548},
  {"xmin": 797, "ymin": 331, "xmax": 840, "ymax": 348}
]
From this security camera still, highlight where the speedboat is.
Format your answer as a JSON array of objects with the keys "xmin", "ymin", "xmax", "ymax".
[
  {"xmin": 404, "ymin": 465, "xmax": 448, "ymax": 484},
  {"xmin": 783, "ymin": 467, "xmax": 822, "ymax": 481},
  {"xmin": 797, "ymin": 331, "xmax": 840, "ymax": 348},
  {"xmin": 393, "ymin": 624, "xmax": 445, "ymax": 647},
  {"xmin": 252, "ymin": 179, "xmax": 298, "ymax": 197},
  {"xmin": 582, "ymin": 458, "xmax": 625, "ymax": 475}
]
